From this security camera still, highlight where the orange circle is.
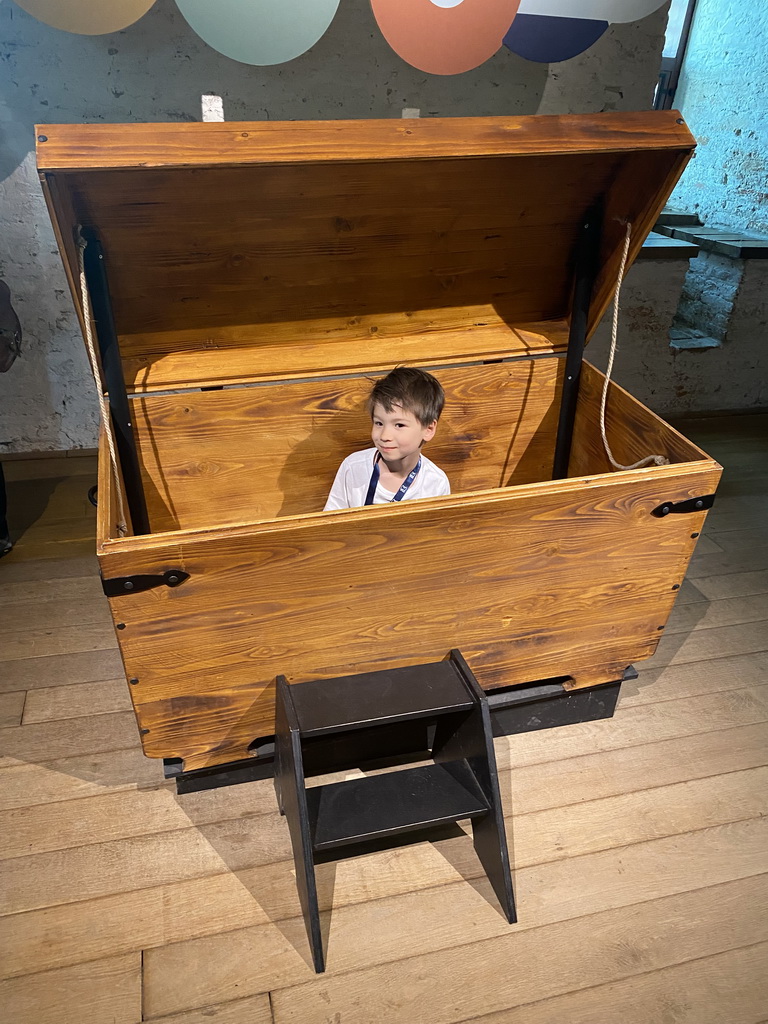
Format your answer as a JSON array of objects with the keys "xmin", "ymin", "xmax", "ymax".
[{"xmin": 371, "ymin": 0, "xmax": 521, "ymax": 75}]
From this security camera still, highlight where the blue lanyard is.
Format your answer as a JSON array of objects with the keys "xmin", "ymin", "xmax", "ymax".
[{"xmin": 364, "ymin": 453, "xmax": 421, "ymax": 506}]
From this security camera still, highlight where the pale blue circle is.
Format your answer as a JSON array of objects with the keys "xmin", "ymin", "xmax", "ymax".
[
  {"xmin": 429, "ymin": 0, "xmax": 467, "ymax": 7},
  {"xmin": 175, "ymin": 0, "xmax": 342, "ymax": 66}
]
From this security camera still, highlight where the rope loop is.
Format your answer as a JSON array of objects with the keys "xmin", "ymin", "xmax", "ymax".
[{"xmin": 599, "ymin": 222, "xmax": 669, "ymax": 472}]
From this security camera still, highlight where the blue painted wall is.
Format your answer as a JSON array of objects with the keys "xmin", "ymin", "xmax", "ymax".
[{"xmin": 671, "ymin": 0, "xmax": 768, "ymax": 234}]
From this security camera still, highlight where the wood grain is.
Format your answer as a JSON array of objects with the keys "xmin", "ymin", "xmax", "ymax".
[
  {"xmin": 5, "ymin": 714, "xmax": 764, "ymax": 913},
  {"xmin": 0, "ymin": 415, "xmax": 762, "ymax": 1024},
  {"xmin": 664, "ymin": 594, "xmax": 768, "ymax": 635},
  {"xmin": 143, "ymin": 995, "xmax": 273, "ymax": 1024},
  {"xmin": 1, "ymin": 598, "xmax": 112, "ymax": 634},
  {"xmin": 571, "ymin": 360, "xmax": 711, "ymax": 475},
  {"xmin": 0, "ymin": 647, "xmax": 124, "ymax": 693},
  {"xmin": 36, "ymin": 112, "xmax": 695, "ymax": 171},
  {"xmin": 21, "ymin": 678, "xmax": 132, "ymax": 724},
  {"xmin": 0, "ymin": 953, "xmax": 141, "ymax": 1024},
  {"xmin": 0, "ymin": 621, "xmax": 117, "ymax": 665},
  {"xmin": 121, "ymin": 315, "xmax": 566, "ymax": 396},
  {"xmin": 451, "ymin": 942, "xmax": 768, "ymax": 1024},
  {"xmin": 0, "ymin": 691, "xmax": 25, "ymax": 727},
  {"xmin": 0, "ymin": 774, "xmax": 275, "ymax": 861},
  {"xmin": 3, "ymin": 804, "xmax": 766, "ymax": 983},
  {"xmin": 0, "ymin": 554, "xmax": 99, "ymax": 584},
  {"xmin": 622, "ymin": 652, "xmax": 768, "ymax": 707},
  {"xmin": 643, "ymin": 621, "xmax": 768, "ymax": 670},
  {"xmin": 0, "ymin": 747, "xmax": 164, "ymax": 811},
  {"xmin": 0, "ymin": 711, "xmax": 139, "ymax": 769},
  {"xmin": 132, "ymin": 359, "xmax": 562, "ymax": 531},
  {"xmin": 0, "ymin": 575, "xmax": 104, "ymax": 608},
  {"xmin": 153, "ymin": 843, "xmax": 768, "ymax": 1018},
  {"xmin": 2, "ymin": 712, "xmax": 764, "ymax": 864},
  {"xmin": 490, "ymin": 688, "xmax": 768, "ymax": 774},
  {"xmin": 38, "ymin": 112, "xmax": 693, "ymax": 388},
  {"xmin": 97, "ymin": 463, "xmax": 719, "ymax": 769},
  {"xmin": 270, "ymin": 871, "xmax": 768, "ymax": 1024}
]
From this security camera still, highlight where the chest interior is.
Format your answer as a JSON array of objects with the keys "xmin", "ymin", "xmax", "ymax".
[{"xmin": 36, "ymin": 113, "xmax": 710, "ymax": 541}]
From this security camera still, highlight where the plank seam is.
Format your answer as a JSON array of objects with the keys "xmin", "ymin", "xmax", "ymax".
[
  {"xmin": 623, "ymin": 675, "xmax": 768, "ymax": 709},
  {"xmin": 263, "ymin": 871, "xmax": 768, "ymax": 999},
  {"xmin": 2, "ymin": 815, "xmax": 766, "ymax": 928},
  {"xmin": 4, "ymin": 866, "xmax": 768, "ymax": 988},
  {"xmin": 0, "ymin": 675, "xmax": 128, "ymax": 698},
  {"xmin": 448, "ymin": 934, "xmax": 768, "ymax": 1024},
  {"xmin": 1, "ymin": 759, "xmax": 766, "ymax": 866},
  {"xmin": 19, "ymin": 689, "xmax": 29, "ymax": 727}
]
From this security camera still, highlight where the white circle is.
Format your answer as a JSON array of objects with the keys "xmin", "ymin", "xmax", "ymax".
[{"xmin": 429, "ymin": 0, "xmax": 467, "ymax": 8}]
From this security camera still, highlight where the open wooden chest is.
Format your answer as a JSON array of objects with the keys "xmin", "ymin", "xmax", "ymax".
[{"xmin": 37, "ymin": 112, "xmax": 722, "ymax": 774}]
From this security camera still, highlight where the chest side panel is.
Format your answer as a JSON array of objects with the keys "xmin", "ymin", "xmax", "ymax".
[{"xmin": 99, "ymin": 463, "xmax": 720, "ymax": 771}]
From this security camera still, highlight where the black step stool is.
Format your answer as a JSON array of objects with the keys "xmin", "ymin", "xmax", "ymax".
[{"xmin": 274, "ymin": 649, "xmax": 516, "ymax": 973}]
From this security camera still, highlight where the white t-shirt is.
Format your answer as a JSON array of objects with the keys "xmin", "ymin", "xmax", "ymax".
[{"xmin": 324, "ymin": 448, "xmax": 450, "ymax": 511}]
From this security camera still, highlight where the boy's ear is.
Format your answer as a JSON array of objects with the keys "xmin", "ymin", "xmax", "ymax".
[{"xmin": 422, "ymin": 420, "xmax": 437, "ymax": 442}]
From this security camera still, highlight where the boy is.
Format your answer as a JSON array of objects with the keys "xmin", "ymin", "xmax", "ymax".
[{"xmin": 324, "ymin": 367, "xmax": 450, "ymax": 510}]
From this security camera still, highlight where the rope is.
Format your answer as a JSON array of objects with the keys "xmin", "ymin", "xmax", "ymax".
[
  {"xmin": 599, "ymin": 222, "xmax": 669, "ymax": 471},
  {"xmin": 77, "ymin": 231, "xmax": 128, "ymax": 536}
]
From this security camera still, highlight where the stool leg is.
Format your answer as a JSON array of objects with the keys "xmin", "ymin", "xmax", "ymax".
[
  {"xmin": 275, "ymin": 677, "xmax": 325, "ymax": 972},
  {"xmin": 469, "ymin": 696, "xmax": 516, "ymax": 924},
  {"xmin": 434, "ymin": 654, "xmax": 517, "ymax": 924}
]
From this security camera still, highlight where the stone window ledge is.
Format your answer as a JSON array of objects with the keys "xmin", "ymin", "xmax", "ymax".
[
  {"xmin": 654, "ymin": 224, "xmax": 768, "ymax": 259},
  {"xmin": 638, "ymin": 231, "xmax": 699, "ymax": 259}
]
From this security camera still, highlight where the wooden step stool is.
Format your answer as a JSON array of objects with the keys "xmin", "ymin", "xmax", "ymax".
[{"xmin": 274, "ymin": 649, "xmax": 517, "ymax": 973}]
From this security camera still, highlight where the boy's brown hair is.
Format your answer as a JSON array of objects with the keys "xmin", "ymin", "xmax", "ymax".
[{"xmin": 368, "ymin": 367, "xmax": 445, "ymax": 427}]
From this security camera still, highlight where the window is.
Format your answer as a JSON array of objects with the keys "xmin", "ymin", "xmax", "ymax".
[{"xmin": 654, "ymin": 0, "xmax": 698, "ymax": 110}]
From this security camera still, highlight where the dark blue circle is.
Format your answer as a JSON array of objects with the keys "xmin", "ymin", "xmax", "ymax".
[{"xmin": 504, "ymin": 14, "xmax": 609, "ymax": 63}]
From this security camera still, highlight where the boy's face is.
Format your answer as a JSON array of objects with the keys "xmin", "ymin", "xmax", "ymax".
[{"xmin": 371, "ymin": 402, "xmax": 437, "ymax": 465}]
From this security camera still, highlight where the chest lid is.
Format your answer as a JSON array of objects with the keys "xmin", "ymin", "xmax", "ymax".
[{"xmin": 37, "ymin": 111, "xmax": 694, "ymax": 394}]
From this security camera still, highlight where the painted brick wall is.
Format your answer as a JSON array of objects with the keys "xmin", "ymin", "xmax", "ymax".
[{"xmin": 670, "ymin": 0, "xmax": 768, "ymax": 234}]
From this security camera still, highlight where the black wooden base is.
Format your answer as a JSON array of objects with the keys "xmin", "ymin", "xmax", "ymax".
[{"xmin": 166, "ymin": 667, "xmax": 634, "ymax": 795}]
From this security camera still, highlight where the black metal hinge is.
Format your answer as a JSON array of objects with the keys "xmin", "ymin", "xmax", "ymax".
[
  {"xmin": 101, "ymin": 569, "xmax": 189, "ymax": 597},
  {"xmin": 652, "ymin": 494, "xmax": 716, "ymax": 518}
]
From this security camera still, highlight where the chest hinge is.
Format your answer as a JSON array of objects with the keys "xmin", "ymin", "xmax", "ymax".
[
  {"xmin": 652, "ymin": 494, "xmax": 716, "ymax": 518},
  {"xmin": 101, "ymin": 569, "xmax": 190, "ymax": 597}
]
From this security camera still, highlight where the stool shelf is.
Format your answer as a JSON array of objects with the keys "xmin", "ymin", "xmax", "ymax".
[
  {"xmin": 288, "ymin": 660, "xmax": 474, "ymax": 737},
  {"xmin": 307, "ymin": 760, "xmax": 489, "ymax": 852}
]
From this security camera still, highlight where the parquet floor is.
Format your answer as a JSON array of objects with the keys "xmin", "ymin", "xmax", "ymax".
[{"xmin": 1, "ymin": 415, "xmax": 767, "ymax": 1024}]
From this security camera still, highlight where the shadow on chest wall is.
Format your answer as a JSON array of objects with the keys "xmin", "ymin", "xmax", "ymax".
[{"xmin": 37, "ymin": 112, "xmax": 722, "ymax": 773}]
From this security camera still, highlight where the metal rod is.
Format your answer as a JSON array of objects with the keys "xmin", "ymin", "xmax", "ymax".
[
  {"xmin": 81, "ymin": 230, "xmax": 151, "ymax": 534},
  {"xmin": 552, "ymin": 204, "xmax": 604, "ymax": 479}
]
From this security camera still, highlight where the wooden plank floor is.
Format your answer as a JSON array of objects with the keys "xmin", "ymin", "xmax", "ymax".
[{"xmin": 1, "ymin": 415, "xmax": 767, "ymax": 1024}]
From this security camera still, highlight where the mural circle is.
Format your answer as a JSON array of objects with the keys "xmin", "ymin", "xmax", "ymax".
[
  {"xmin": 371, "ymin": 0, "xmax": 522, "ymax": 76},
  {"xmin": 504, "ymin": 0, "xmax": 668, "ymax": 63},
  {"xmin": 16, "ymin": 0, "xmax": 672, "ymax": 70},
  {"xmin": 14, "ymin": 0, "xmax": 156, "ymax": 34},
  {"xmin": 174, "ymin": 0, "xmax": 341, "ymax": 66}
]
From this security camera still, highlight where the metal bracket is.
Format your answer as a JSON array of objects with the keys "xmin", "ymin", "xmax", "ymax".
[
  {"xmin": 652, "ymin": 494, "xmax": 716, "ymax": 518},
  {"xmin": 102, "ymin": 569, "xmax": 189, "ymax": 597}
]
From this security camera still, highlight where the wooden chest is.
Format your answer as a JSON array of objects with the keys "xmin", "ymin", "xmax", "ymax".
[{"xmin": 37, "ymin": 112, "xmax": 722, "ymax": 773}]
